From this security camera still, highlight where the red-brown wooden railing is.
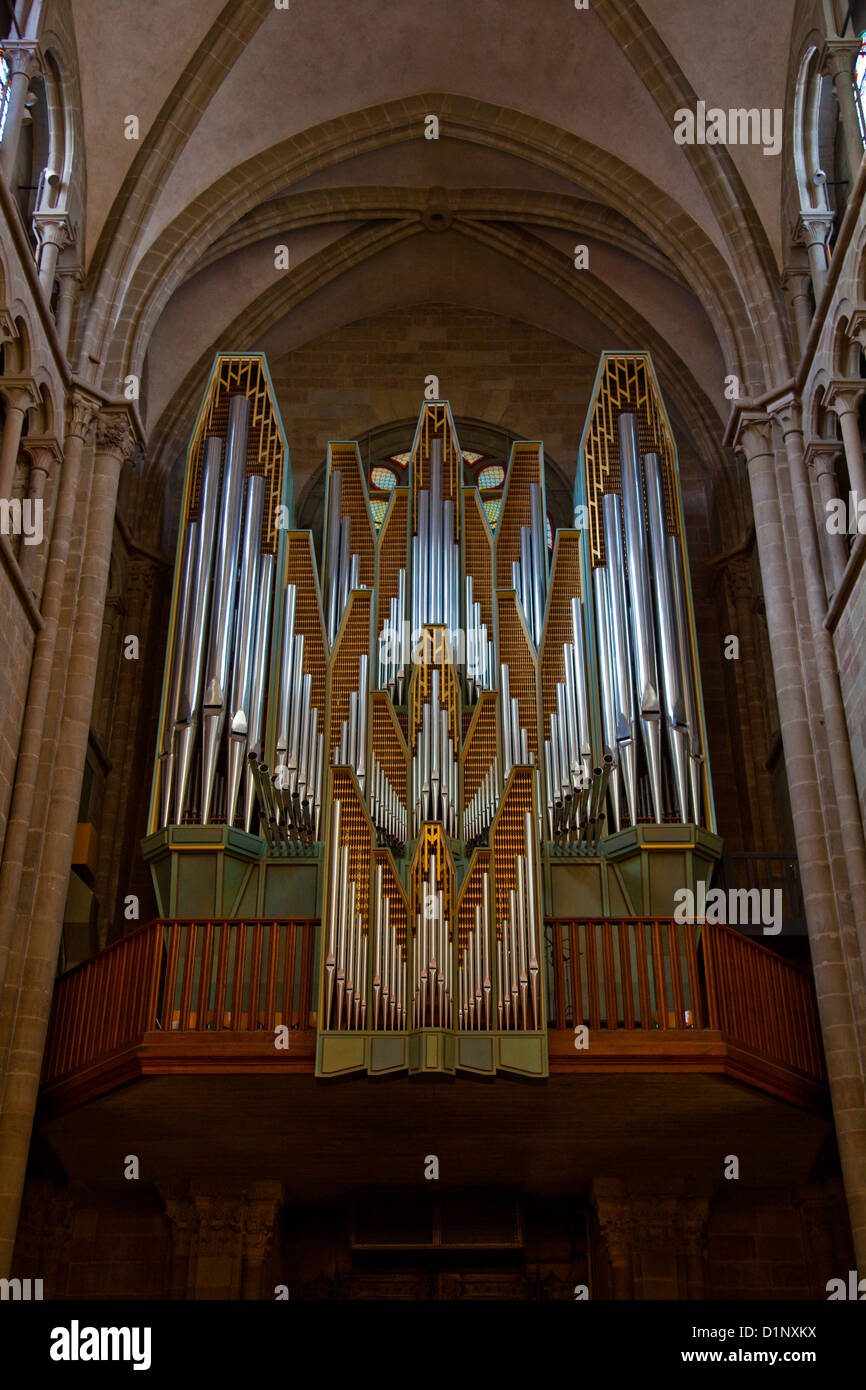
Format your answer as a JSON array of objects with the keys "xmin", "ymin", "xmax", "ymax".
[
  {"xmin": 547, "ymin": 918, "xmax": 825, "ymax": 1080},
  {"xmin": 42, "ymin": 916, "xmax": 825, "ymax": 1088},
  {"xmin": 42, "ymin": 919, "xmax": 316, "ymax": 1084}
]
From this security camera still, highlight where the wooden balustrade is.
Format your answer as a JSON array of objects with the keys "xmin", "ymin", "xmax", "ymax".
[
  {"xmin": 42, "ymin": 916, "xmax": 825, "ymax": 1089},
  {"xmin": 42, "ymin": 919, "xmax": 316, "ymax": 1085},
  {"xmin": 546, "ymin": 918, "xmax": 825, "ymax": 1081}
]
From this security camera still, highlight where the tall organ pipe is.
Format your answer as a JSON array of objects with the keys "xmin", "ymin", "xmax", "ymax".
[
  {"xmin": 243, "ymin": 552, "xmax": 275, "ymax": 831},
  {"xmin": 201, "ymin": 394, "xmax": 250, "ymax": 824},
  {"xmin": 644, "ymin": 453, "xmax": 691, "ymax": 823},
  {"xmin": 618, "ymin": 413, "xmax": 663, "ymax": 822},
  {"xmin": 602, "ymin": 492, "xmax": 637, "ymax": 827},
  {"xmin": 160, "ymin": 519, "xmax": 198, "ymax": 825},
  {"xmin": 592, "ymin": 564, "xmax": 621, "ymax": 833},
  {"xmin": 173, "ymin": 439, "xmax": 221, "ymax": 824},
  {"xmin": 668, "ymin": 531, "xmax": 704, "ymax": 823},
  {"xmin": 226, "ymin": 476, "xmax": 265, "ymax": 827}
]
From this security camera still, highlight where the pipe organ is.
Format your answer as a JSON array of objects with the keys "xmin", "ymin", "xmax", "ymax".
[{"xmin": 146, "ymin": 350, "xmax": 721, "ymax": 1080}]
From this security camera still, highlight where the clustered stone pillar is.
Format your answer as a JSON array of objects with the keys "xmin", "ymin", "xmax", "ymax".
[
  {"xmin": 591, "ymin": 1180, "xmax": 711, "ymax": 1299},
  {"xmin": 161, "ymin": 1182, "xmax": 284, "ymax": 1300},
  {"xmin": 736, "ymin": 413, "xmax": 866, "ymax": 1271},
  {"xmin": 0, "ymin": 405, "xmax": 137, "ymax": 1277}
]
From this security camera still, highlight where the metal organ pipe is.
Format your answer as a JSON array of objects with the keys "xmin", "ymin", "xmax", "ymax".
[
  {"xmin": 618, "ymin": 413, "xmax": 664, "ymax": 823},
  {"xmin": 201, "ymin": 394, "xmax": 251, "ymax": 824}
]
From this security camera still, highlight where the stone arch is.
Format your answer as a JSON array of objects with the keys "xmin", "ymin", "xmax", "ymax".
[{"xmin": 86, "ymin": 97, "xmax": 766, "ymax": 403}]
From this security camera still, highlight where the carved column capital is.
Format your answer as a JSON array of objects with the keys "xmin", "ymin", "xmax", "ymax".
[
  {"xmin": 722, "ymin": 550, "xmax": 754, "ymax": 601},
  {"xmin": 796, "ymin": 210, "xmax": 835, "ymax": 252},
  {"xmin": 23, "ymin": 435, "xmax": 63, "ymax": 478},
  {"xmin": 0, "ymin": 375, "xmax": 40, "ymax": 415},
  {"xmin": 1, "ymin": 40, "xmax": 43, "ymax": 82},
  {"xmin": 804, "ymin": 438, "xmax": 843, "ymax": 481},
  {"xmin": 767, "ymin": 391, "xmax": 804, "ymax": 437},
  {"xmin": 847, "ymin": 309, "xmax": 866, "ymax": 352},
  {"xmin": 191, "ymin": 1194, "xmax": 244, "ymax": 1258},
  {"xmin": 819, "ymin": 36, "xmax": 863, "ymax": 80},
  {"xmin": 95, "ymin": 408, "xmax": 138, "ymax": 464},
  {"xmin": 31, "ymin": 210, "xmax": 75, "ymax": 254},
  {"xmin": 66, "ymin": 390, "xmax": 100, "ymax": 442},
  {"xmin": 733, "ymin": 412, "xmax": 774, "ymax": 461},
  {"xmin": 825, "ymin": 379, "xmax": 866, "ymax": 419}
]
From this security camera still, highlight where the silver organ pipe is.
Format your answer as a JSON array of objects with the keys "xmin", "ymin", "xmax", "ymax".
[{"xmin": 618, "ymin": 414, "xmax": 663, "ymax": 822}]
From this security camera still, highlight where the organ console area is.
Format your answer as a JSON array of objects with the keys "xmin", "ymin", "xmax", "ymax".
[{"xmin": 144, "ymin": 349, "xmax": 722, "ymax": 1081}]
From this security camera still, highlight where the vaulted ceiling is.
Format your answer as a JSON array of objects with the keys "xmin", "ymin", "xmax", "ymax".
[{"xmin": 66, "ymin": 0, "xmax": 801, "ymax": 538}]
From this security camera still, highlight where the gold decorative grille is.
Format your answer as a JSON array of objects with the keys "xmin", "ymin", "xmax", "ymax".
[
  {"xmin": 495, "ymin": 442, "xmax": 543, "ymax": 589},
  {"xmin": 581, "ymin": 353, "xmax": 680, "ymax": 570},
  {"xmin": 326, "ymin": 589, "xmax": 372, "ymax": 760},
  {"xmin": 329, "ymin": 767, "xmax": 372, "ymax": 935},
  {"xmin": 409, "ymin": 825, "xmax": 455, "ymax": 952},
  {"xmin": 461, "ymin": 693, "xmax": 497, "ymax": 805},
  {"xmin": 491, "ymin": 768, "xmax": 534, "ymax": 937},
  {"xmin": 326, "ymin": 443, "xmax": 376, "ymax": 586},
  {"xmin": 370, "ymin": 691, "xmax": 409, "ymax": 803},
  {"xmin": 375, "ymin": 850, "xmax": 408, "ymax": 954},
  {"xmin": 539, "ymin": 530, "xmax": 583, "ymax": 730},
  {"xmin": 376, "ymin": 489, "xmax": 409, "ymax": 635},
  {"xmin": 456, "ymin": 850, "xmax": 490, "ymax": 955},
  {"xmin": 285, "ymin": 532, "xmax": 328, "ymax": 713},
  {"xmin": 496, "ymin": 593, "xmax": 539, "ymax": 760},
  {"xmin": 186, "ymin": 355, "xmax": 286, "ymax": 555},
  {"xmin": 410, "ymin": 402, "xmax": 462, "ymax": 542},
  {"xmin": 462, "ymin": 488, "xmax": 495, "ymax": 632},
  {"xmin": 408, "ymin": 632, "xmax": 460, "ymax": 749}
]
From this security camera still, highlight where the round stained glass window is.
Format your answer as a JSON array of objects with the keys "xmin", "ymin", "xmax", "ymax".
[
  {"xmin": 371, "ymin": 466, "xmax": 397, "ymax": 492},
  {"xmin": 478, "ymin": 464, "xmax": 505, "ymax": 490}
]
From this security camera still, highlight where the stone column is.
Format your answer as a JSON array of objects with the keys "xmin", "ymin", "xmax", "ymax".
[
  {"xmin": 0, "ymin": 406, "xmax": 136, "ymax": 1278},
  {"xmin": 770, "ymin": 397, "xmax": 866, "ymax": 954},
  {"xmin": 160, "ymin": 1189, "xmax": 195, "ymax": 1301},
  {"xmin": 0, "ymin": 392, "xmax": 96, "ymax": 1008},
  {"xmin": 93, "ymin": 550, "xmax": 160, "ymax": 942},
  {"xmin": 736, "ymin": 412, "xmax": 866, "ymax": 1271},
  {"xmin": 189, "ymin": 1192, "xmax": 245, "ymax": 1300},
  {"xmin": 241, "ymin": 1184, "xmax": 284, "ymax": 1299},
  {"xmin": 805, "ymin": 439, "xmax": 849, "ymax": 594},
  {"xmin": 53, "ymin": 267, "xmax": 83, "ymax": 358},
  {"xmin": 680, "ymin": 1196, "xmax": 711, "ymax": 1300},
  {"xmin": 821, "ymin": 38, "xmax": 865, "ymax": 187},
  {"xmin": 782, "ymin": 264, "xmax": 814, "ymax": 356},
  {"xmin": 0, "ymin": 44, "xmax": 41, "ymax": 183},
  {"xmin": 32, "ymin": 212, "xmax": 73, "ymax": 300},
  {"xmin": 796, "ymin": 210, "xmax": 834, "ymax": 301},
  {"xmin": 591, "ymin": 1178, "xmax": 635, "ymax": 1299},
  {"xmin": 826, "ymin": 383, "xmax": 866, "ymax": 500},
  {"xmin": 12, "ymin": 1180, "xmax": 75, "ymax": 1298},
  {"xmin": 16, "ymin": 437, "xmax": 62, "ymax": 593},
  {"xmin": 721, "ymin": 553, "xmax": 777, "ymax": 849},
  {"xmin": 0, "ymin": 378, "xmax": 40, "ymax": 500}
]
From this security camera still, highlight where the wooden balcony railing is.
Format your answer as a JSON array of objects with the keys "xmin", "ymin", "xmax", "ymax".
[
  {"xmin": 546, "ymin": 918, "xmax": 825, "ymax": 1081},
  {"xmin": 42, "ymin": 919, "xmax": 316, "ymax": 1085},
  {"xmin": 42, "ymin": 916, "xmax": 826, "ymax": 1091}
]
